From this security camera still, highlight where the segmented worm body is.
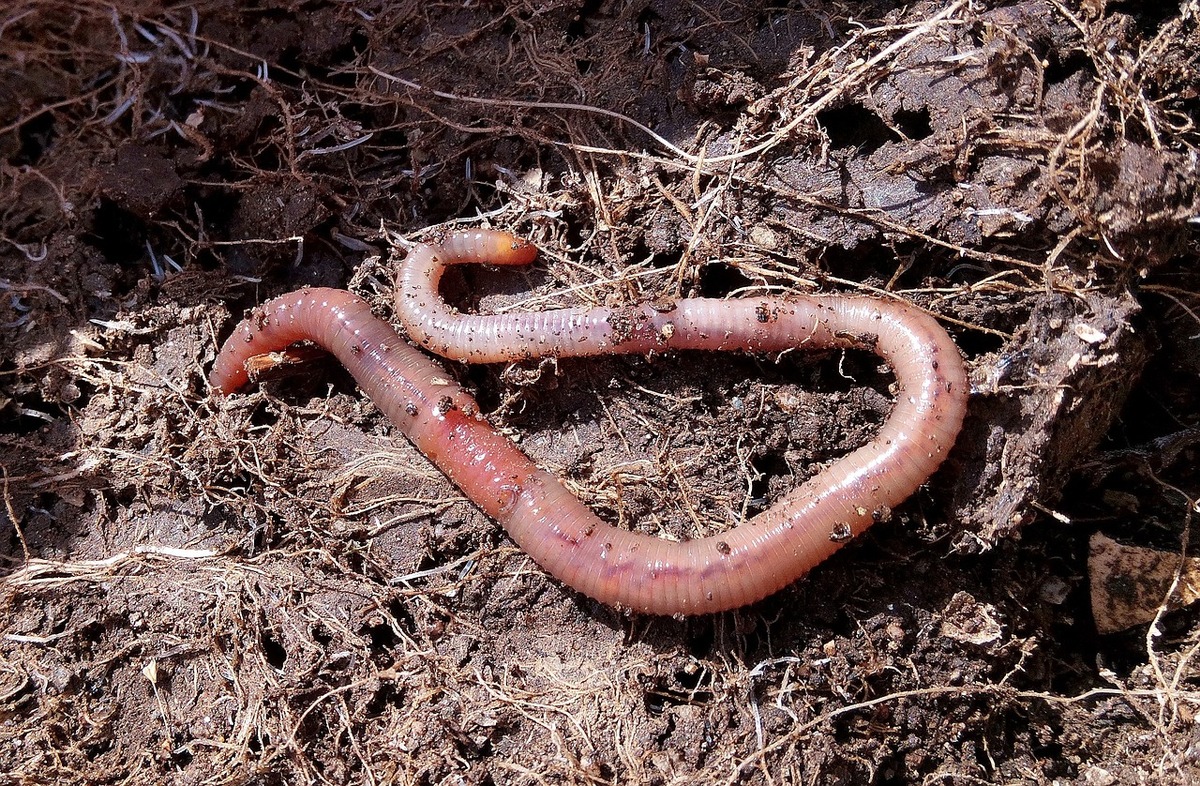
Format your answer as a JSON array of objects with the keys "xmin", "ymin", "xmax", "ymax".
[{"xmin": 211, "ymin": 230, "xmax": 968, "ymax": 615}]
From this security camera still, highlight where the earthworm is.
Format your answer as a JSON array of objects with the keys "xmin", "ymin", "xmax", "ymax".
[{"xmin": 212, "ymin": 230, "xmax": 968, "ymax": 615}]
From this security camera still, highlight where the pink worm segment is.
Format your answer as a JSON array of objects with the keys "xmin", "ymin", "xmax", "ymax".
[{"xmin": 211, "ymin": 230, "xmax": 968, "ymax": 615}]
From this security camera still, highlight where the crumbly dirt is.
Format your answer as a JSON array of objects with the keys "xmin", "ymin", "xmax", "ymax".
[{"xmin": 2, "ymin": 1, "xmax": 1199, "ymax": 784}]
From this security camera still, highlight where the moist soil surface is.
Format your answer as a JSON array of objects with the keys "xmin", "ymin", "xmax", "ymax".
[{"xmin": 2, "ymin": 1, "xmax": 1200, "ymax": 784}]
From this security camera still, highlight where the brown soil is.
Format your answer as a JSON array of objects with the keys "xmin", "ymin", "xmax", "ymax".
[{"xmin": 2, "ymin": 1, "xmax": 1199, "ymax": 783}]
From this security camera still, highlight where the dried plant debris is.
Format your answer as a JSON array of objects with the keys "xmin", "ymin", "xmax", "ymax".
[{"xmin": 1089, "ymin": 533, "xmax": 1200, "ymax": 635}]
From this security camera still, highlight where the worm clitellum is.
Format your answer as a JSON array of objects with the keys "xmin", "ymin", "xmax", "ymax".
[{"xmin": 211, "ymin": 230, "xmax": 969, "ymax": 615}]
